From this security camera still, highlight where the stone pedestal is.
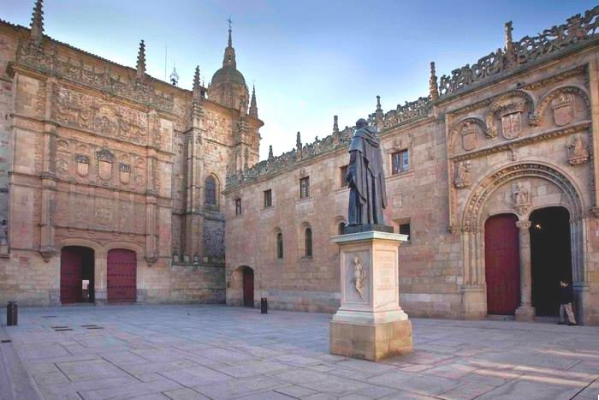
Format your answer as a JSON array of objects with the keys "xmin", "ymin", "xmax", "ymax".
[{"xmin": 330, "ymin": 231, "xmax": 412, "ymax": 361}]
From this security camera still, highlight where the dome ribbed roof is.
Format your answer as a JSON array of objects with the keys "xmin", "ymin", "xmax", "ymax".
[{"xmin": 211, "ymin": 65, "xmax": 246, "ymax": 87}]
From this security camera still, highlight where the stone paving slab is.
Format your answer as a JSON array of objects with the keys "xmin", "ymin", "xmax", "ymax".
[{"xmin": 1, "ymin": 305, "xmax": 598, "ymax": 400}]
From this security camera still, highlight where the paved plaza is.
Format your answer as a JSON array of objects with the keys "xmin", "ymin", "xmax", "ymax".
[{"xmin": 0, "ymin": 305, "xmax": 598, "ymax": 400}]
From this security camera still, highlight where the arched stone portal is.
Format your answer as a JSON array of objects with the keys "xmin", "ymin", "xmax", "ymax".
[
  {"xmin": 461, "ymin": 162, "xmax": 586, "ymax": 322},
  {"xmin": 60, "ymin": 246, "xmax": 95, "ymax": 304}
]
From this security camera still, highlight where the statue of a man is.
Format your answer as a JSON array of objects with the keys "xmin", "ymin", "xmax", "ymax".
[{"xmin": 347, "ymin": 118, "xmax": 387, "ymax": 226}]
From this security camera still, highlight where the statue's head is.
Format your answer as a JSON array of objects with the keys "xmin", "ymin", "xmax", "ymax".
[{"xmin": 356, "ymin": 118, "xmax": 368, "ymax": 128}]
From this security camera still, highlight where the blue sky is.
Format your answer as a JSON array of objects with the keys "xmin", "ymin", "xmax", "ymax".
[{"xmin": 3, "ymin": 0, "xmax": 596, "ymax": 160}]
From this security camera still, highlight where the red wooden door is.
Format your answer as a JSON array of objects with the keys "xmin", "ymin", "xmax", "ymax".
[
  {"xmin": 243, "ymin": 268, "xmax": 254, "ymax": 307},
  {"xmin": 485, "ymin": 214, "xmax": 521, "ymax": 315},
  {"xmin": 61, "ymin": 247, "xmax": 83, "ymax": 304},
  {"xmin": 107, "ymin": 249, "xmax": 137, "ymax": 303}
]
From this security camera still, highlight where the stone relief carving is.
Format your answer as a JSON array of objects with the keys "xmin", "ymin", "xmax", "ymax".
[
  {"xmin": 76, "ymin": 154, "xmax": 89, "ymax": 177},
  {"xmin": 438, "ymin": 7, "xmax": 599, "ymax": 97},
  {"xmin": 461, "ymin": 122, "xmax": 479, "ymax": 151},
  {"xmin": 95, "ymin": 198, "xmax": 112, "ymax": 228},
  {"xmin": 453, "ymin": 161, "xmax": 471, "ymax": 189},
  {"xmin": 513, "ymin": 181, "xmax": 532, "ymax": 216},
  {"xmin": 567, "ymin": 135, "xmax": 590, "ymax": 165},
  {"xmin": 96, "ymin": 149, "xmax": 114, "ymax": 181},
  {"xmin": 352, "ymin": 256, "xmax": 367, "ymax": 300},
  {"xmin": 119, "ymin": 163, "xmax": 131, "ymax": 184},
  {"xmin": 14, "ymin": 42, "xmax": 174, "ymax": 113},
  {"xmin": 531, "ymin": 86, "xmax": 590, "ymax": 127},
  {"xmin": 54, "ymin": 87, "xmax": 148, "ymax": 146},
  {"xmin": 551, "ymin": 93, "xmax": 574, "ymax": 126}
]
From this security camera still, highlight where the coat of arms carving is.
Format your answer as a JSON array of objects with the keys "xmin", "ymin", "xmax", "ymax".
[
  {"xmin": 461, "ymin": 122, "xmax": 478, "ymax": 152},
  {"xmin": 119, "ymin": 163, "xmax": 131, "ymax": 184},
  {"xmin": 76, "ymin": 154, "xmax": 89, "ymax": 177},
  {"xmin": 551, "ymin": 93, "xmax": 574, "ymax": 127},
  {"xmin": 96, "ymin": 149, "xmax": 114, "ymax": 181},
  {"xmin": 501, "ymin": 111, "xmax": 522, "ymax": 140}
]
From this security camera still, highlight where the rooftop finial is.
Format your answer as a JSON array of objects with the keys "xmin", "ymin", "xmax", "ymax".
[
  {"xmin": 227, "ymin": 17, "xmax": 233, "ymax": 48},
  {"xmin": 249, "ymin": 84, "xmax": 258, "ymax": 118},
  {"xmin": 333, "ymin": 115, "xmax": 339, "ymax": 133},
  {"xmin": 376, "ymin": 95, "xmax": 382, "ymax": 112},
  {"xmin": 136, "ymin": 40, "xmax": 146, "ymax": 81},
  {"xmin": 29, "ymin": 0, "xmax": 44, "ymax": 48},
  {"xmin": 268, "ymin": 145, "xmax": 274, "ymax": 161},
  {"xmin": 296, "ymin": 132, "xmax": 303, "ymax": 159},
  {"xmin": 505, "ymin": 21, "xmax": 513, "ymax": 52},
  {"xmin": 193, "ymin": 65, "xmax": 201, "ymax": 100},
  {"xmin": 429, "ymin": 61, "xmax": 439, "ymax": 101}
]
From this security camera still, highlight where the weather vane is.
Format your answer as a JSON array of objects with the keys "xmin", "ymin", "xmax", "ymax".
[{"xmin": 227, "ymin": 17, "xmax": 233, "ymax": 31}]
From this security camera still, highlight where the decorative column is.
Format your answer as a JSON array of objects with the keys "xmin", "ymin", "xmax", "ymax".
[
  {"xmin": 515, "ymin": 220, "xmax": 535, "ymax": 320},
  {"xmin": 330, "ymin": 231, "xmax": 412, "ymax": 361}
]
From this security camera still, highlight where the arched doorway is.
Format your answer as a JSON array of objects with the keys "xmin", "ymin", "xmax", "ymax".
[
  {"xmin": 107, "ymin": 249, "xmax": 137, "ymax": 303},
  {"xmin": 242, "ymin": 266, "xmax": 254, "ymax": 308},
  {"xmin": 60, "ymin": 246, "xmax": 95, "ymax": 304},
  {"xmin": 485, "ymin": 214, "xmax": 520, "ymax": 315},
  {"xmin": 530, "ymin": 207, "xmax": 573, "ymax": 316}
]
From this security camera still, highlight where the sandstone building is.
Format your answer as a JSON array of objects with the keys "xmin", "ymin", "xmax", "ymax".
[
  {"xmin": 224, "ymin": 8, "xmax": 599, "ymax": 326},
  {"xmin": 0, "ymin": 1, "xmax": 262, "ymax": 305},
  {"xmin": 2, "ymin": 2, "xmax": 599, "ymax": 326}
]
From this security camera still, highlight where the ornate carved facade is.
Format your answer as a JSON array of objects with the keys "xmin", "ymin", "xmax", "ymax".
[{"xmin": 0, "ymin": 1, "xmax": 262, "ymax": 305}]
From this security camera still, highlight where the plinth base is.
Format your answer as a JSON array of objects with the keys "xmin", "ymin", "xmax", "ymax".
[
  {"xmin": 330, "ymin": 319, "xmax": 413, "ymax": 361},
  {"xmin": 515, "ymin": 304, "xmax": 535, "ymax": 321}
]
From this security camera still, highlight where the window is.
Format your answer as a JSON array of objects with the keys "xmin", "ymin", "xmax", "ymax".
[
  {"xmin": 338, "ymin": 222, "xmax": 346, "ymax": 235},
  {"xmin": 205, "ymin": 176, "xmax": 217, "ymax": 206},
  {"xmin": 276, "ymin": 232, "xmax": 284, "ymax": 259},
  {"xmin": 305, "ymin": 228, "xmax": 313, "ymax": 257},
  {"xmin": 392, "ymin": 150, "xmax": 409, "ymax": 175},
  {"xmin": 340, "ymin": 165, "xmax": 349, "ymax": 187},
  {"xmin": 300, "ymin": 177, "xmax": 310, "ymax": 199},
  {"xmin": 399, "ymin": 223, "xmax": 411, "ymax": 240},
  {"xmin": 264, "ymin": 189, "xmax": 272, "ymax": 208},
  {"xmin": 235, "ymin": 198, "xmax": 242, "ymax": 216}
]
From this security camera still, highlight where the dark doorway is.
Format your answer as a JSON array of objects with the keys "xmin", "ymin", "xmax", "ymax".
[
  {"xmin": 530, "ymin": 207, "xmax": 572, "ymax": 316},
  {"xmin": 107, "ymin": 249, "xmax": 137, "ymax": 303},
  {"xmin": 60, "ymin": 246, "xmax": 94, "ymax": 304},
  {"xmin": 242, "ymin": 267, "xmax": 254, "ymax": 308},
  {"xmin": 485, "ymin": 214, "xmax": 520, "ymax": 315}
]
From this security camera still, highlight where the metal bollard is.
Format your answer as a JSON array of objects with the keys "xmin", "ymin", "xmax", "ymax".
[
  {"xmin": 7, "ymin": 301, "xmax": 17, "ymax": 326},
  {"xmin": 260, "ymin": 297, "xmax": 268, "ymax": 314}
]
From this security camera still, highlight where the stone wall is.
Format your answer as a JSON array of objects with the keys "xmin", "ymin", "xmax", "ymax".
[{"xmin": 224, "ymin": 8, "xmax": 599, "ymax": 324}]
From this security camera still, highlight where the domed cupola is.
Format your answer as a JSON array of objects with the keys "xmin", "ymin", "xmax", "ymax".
[{"xmin": 208, "ymin": 22, "xmax": 249, "ymax": 112}]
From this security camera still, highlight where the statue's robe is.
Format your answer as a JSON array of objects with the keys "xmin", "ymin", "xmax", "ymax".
[{"xmin": 347, "ymin": 126, "xmax": 387, "ymax": 225}]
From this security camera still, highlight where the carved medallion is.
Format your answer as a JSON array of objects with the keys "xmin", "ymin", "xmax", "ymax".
[
  {"xmin": 501, "ymin": 112, "xmax": 522, "ymax": 139},
  {"xmin": 56, "ymin": 159, "xmax": 69, "ymax": 175},
  {"xmin": 461, "ymin": 122, "xmax": 478, "ymax": 151},
  {"xmin": 76, "ymin": 154, "xmax": 89, "ymax": 177},
  {"xmin": 119, "ymin": 163, "xmax": 131, "ymax": 184},
  {"xmin": 551, "ymin": 93, "xmax": 574, "ymax": 127}
]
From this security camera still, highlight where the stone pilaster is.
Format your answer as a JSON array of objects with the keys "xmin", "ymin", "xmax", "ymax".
[{"xmin": 515, "ymin": 220, "xmax": 535, "ymax": 321}]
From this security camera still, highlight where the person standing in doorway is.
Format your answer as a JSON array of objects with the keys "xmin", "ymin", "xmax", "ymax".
[{"xmin": 559, "ymin": 280, "xmax": 577, "ymax": 326}]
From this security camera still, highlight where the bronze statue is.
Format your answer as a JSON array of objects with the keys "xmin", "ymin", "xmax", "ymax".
[{"xmin": 346, "ymin": 118, "xmax": 387, "ymax": 228}]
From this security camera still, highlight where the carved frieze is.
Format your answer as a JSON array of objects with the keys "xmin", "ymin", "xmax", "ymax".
[
  {"xmin": 567, "ymin": 135, "xmax": 590, "ymax": 165},
  {"xmin": 54, "ymin": 87, "xmax": 148, "ymax": 146}
]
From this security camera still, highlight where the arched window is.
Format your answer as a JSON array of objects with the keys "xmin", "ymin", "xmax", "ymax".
[
  {"xmin": 305, "ymin": 228, "xmax": 313, "ymax": 257},
  {"xmin": 276, "ymin": 232, "xmax": 284, "ymax": 259},
  {"xmin": 205, "ymin": 176, "xmax": 217, "ymax": 206},
  {"xmin": 338, "ymin": 222, "xmax": 346, "ymax": 235}
]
